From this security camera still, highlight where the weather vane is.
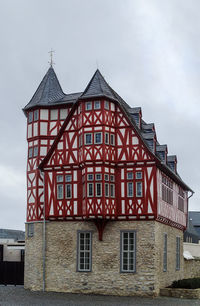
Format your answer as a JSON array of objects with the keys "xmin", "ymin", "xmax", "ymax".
[{"xmin": 48, "ymin": 49, "xmax": 55, "ymax": 67}]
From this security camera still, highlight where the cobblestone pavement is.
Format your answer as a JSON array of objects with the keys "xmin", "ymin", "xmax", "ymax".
[{"xmin": 0, "ymin": 286, "xmax": 200, "ymax": 306}]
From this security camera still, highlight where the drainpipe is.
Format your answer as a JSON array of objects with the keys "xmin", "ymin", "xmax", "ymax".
[
  {"xmin": 187, "ymin": 191, "xmax": 194, "ymax": 228},
  {"xmin": 40, "ymin": 170, "xmax": 46, "ymax": 292}
]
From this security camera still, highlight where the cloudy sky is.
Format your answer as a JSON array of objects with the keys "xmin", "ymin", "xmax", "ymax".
[{"xmin": 0, "ymin": 0, "xmax": 199, "ymax": 230}]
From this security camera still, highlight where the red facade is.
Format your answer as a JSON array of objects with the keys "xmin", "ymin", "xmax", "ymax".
[{"xmin": 24, "ymin": 68, "xmax": 192, "ymax": 235}]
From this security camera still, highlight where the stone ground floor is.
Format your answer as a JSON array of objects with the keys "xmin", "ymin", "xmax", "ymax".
[{"xmin": 0, "ymin": 286, "xmax": 200, "ymax": 306}]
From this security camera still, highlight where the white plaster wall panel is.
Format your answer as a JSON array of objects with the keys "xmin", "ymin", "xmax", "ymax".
[
  {"xmin": 60, "ymin": 108, "xmax": 68, "ymax": 120},
  {"xmin": 74, "ymin": 201, "xmax": 77, "ymax": 215},
  {"xmin": 40, "ymin": 122, "xmax": 48, "ymax": 135},
  {"xmin": 73, "ymin": 137, "xmax": 77, "ymax": 148},
  {"xmin": 50, "ymin": 109, "xmax": 58, "ymax": 120},
  {"xmin": 41, "ymin": 139, "xmax": 48, "ymax": 145},
  {"xmin": 117, "ymin": 135, "xmax": 122, "ymax": 146},
  {"xmin": 28, "ymin": 125, "xmax": 32, "ymax": 138},
  {"xmin": 40, "ymin": 146, "xmax": 47, "ymax": 156},
  {"xmin": 111, "ymin": 103, "xmax": 115, "ymax": 111},
  {"xmin": 57, "ymin": 142, "xmax": 63, "ymax": 150},
  {"xmin": 40, "ymin": 109, "xmax": 49, "ymax": 120},
  {"xmin": 121, "ymin": 169, "xmax": 124, "ymax": 180},
  {"xmin": 132, "ymin": 136, "xmax": 139, "ymax": 145},
  {"xmin": 74, "ymin": 184, "xmax": 77, "ymax": 198},
  {"xmin": 95, "ymin": 167, "xmax": 101, "ymax": 172},
  {"xmin": 121, "ymin": 183, "xmax": 124, "ymax": 197}
]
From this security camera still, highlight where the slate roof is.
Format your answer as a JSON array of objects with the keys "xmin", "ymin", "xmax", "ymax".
[
  {"xmin": 186, "ymin": 219, "xmax": 200, "ymax": 237},
  {"xmin": 189, "ymin": 212, "xmax": 200, "ymax": 226},
  {"xmin": 23, "ymin": 67, "xmax": 78, "ymax": 110},
  {"xmin": 0, "ymin": 229, "xmax": 25, "ymax": 241},
  {"xmin": 27, "ymin": 67, "xmax": 192, "ymax": 192}
]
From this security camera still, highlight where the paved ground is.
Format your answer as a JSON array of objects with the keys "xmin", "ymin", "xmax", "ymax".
[{"xmin": 0, "ymin": 286, "xmax": 200, "ymax": 306}]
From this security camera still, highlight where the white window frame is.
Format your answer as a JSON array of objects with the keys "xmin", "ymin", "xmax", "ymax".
[
  {"xmin": 94, "ymin": 101, "xmax": 101, "ymax": 109},
  {"xmin": 94, "ymin": 132, "xmax": 102, "ymax": 144},
  {"xmin": 110, "ymin": 134, "xmax": 115, "ymax": 146},
  {"xmin": 87, "ymin": 174, "xmax": 93, "ymax": 181},
  {"xmin": 57, "ymin": 184, "xmax": 64, "ymax": 199},
  {"xmin": 105, "ymin": 183, "xmax": 109, "ymax": 197},
  {"xmin": 127, "ymin": 182, "xmax": 133, "ymax": 197},
  {"xmin": 28, "ymin": 147, "xmax": 33, "ymax": 158},
  {"xmin": 85, "ymin": 133, "xmax": 92, "ymax": 145},
  {"xmin": 105, "ymin": 174, "xmax": 109, "ymax": 181},
  {"xmin": 34, "ymin": 109, "xmax": 39, "ymax": 121},
  {"xmin": 127, "ymin": 172, "xmax": 133, "ymax": 180},
  {"xmin": 105, "ymin": 101, "xmax": 109, "ymax": 110},
  {"xmin": 77, "ymin": 231, "xmax": 92, "ymax": 272},
  {"xmin": 136, "ymin": 182, "xmax": 142, "ymax": 197},
  {"xmin": 28, "ymin": 112, "xmax": 33, "ymax": 123},
  {"xmin": 57, "ymin": 175, "xmax": 63, "ymax": 183},
  {"xmin": 33, "ymin": 146, "xmax": 38, "ymax": 157},
  {"xmin": 87, "ymin": 183, "xmax": 94, "ymax": 197},
  {"xmin": 95, "ymin": 174, "xmax": 102, "ymax": 181},
  {"xmin": 50, "ymin": 109, "xmax": 58, "ymax": 120},
  {"xmin": 110, "ymin": 184, "xmax": 115, "ymax": 198},
  {"xmin": 95, "ymin": 183, "xmax": 102, "ymax": 197},
  {"xmin": 136, "ymin": 172, "xmax": 142, "ymax": 179},
  {"xmin": 86, "ymin": 102, "xmax": 92, "ymax": 111},
  {"xmin": 120, "ymin": 231, "xmax": 136, "ymax": 273},
  {"xmin": 65, "ymin": 175, "xmax": 72, "ymax": 182},
  {"xmin": 105, "ymin": 132, "xmax": 109, "ymax": 145},
  {"xmin": 65, "ymin": 184, "xmax": 72, "ymax": 199}
]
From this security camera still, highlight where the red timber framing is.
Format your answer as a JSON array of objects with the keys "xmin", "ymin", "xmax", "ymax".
[{"xmin": 25, "ymin": 69, "xmax": 192, "ymax": 240}]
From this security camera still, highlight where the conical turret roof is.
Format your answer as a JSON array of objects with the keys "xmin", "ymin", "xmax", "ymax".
[
  {"xmin": 81, "ymin": 69, "xmax": 118, "ymax": 101},
  {"xmin": 23, "ymin": 67, "xmax": 66, "ymax": 110}
]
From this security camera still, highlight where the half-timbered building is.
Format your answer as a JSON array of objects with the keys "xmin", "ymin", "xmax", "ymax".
[{"xmin": 23, "ymin": 66, "xmax": 193, "ymax": 296}]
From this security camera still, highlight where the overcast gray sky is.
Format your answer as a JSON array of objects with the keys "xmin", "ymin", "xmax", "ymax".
[{"xmin": 0, "ymin": 0, "xmax": 199, "ymax": 230}]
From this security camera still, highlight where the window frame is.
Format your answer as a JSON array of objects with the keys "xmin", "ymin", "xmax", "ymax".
[
  {"xmin": 34, "ymin": 109, "xmax": 39, "ymax": 121},
  {"xmin": 176, "ymin": 236, "xmax": 181, "ymax": 271},
  {"xmin": 57, "ymin": 184, "xmax": 64, "ymax": 200},
  {"xmin": 85, "ymin": 133, "xmax": 92, "ymax": 145},
  {"xmin": 86, "ymin": 102, "xmax": 92, "ymax": 111},
  {"xmin": 87, "ymin": 183, "xmax": 94, "ymax": 197},
  {"xmin": 120, "ymin": 230, "xmax": 136, "ymax": 273},
  {"xmin": 33, "ymin": 146, "xmax": 38, "ymax": 157},
  {"xmin": 27, "ymin": 223, "xmax": 34, "ymax": 237},
  {"xmin": 28, "ymin": 147, "xmax": 33, "ymax": 159},
  {"xmin": 105, "ymin": 132, "xmax": 109, "ymax": 145},
  {"xmin": 94, "ymin": 132, "xmax": 102, "ymax": 144},
  {"xmin": 127, "ymin": 182, "xmax": 133, "ymax": 197},
  {"xmin": 28, "ymin": 112, "xmax": 33, "ymax": 123},
  {"xmin": 95, "ymin": 182, "xmax": 102, "ymax": 197},
  {"xmin": 136, "ymin": 181, "xmax": 143, "ymax": 197},
  {"xmin": 110, "ymin": 183, "xmax": 115, "ymax": 198},
  {"xmin": 94, "ymin": 101, "xmax": 101, "ymax": 110},
  {"xmin": 110, "ymin": 134, "xmax": 115, "ymax": 146},
  {"xmin": 77, "ymin": 231, "xmax": 92, "ymax": 272},
  {"xmin": 65, "ymin": 184, "xmax": 72, "ymax": 199},
  {"xmin": 104, "ymin": 101, "xmax": 109, "ymax": 110},
  {"xmin": 163, "ymin": 233, "xmax": 167, "ymax": 272}
]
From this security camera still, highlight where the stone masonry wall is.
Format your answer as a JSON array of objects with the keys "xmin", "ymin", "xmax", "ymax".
[
  {"xmin": 24, "ymin": 222, "xmax": 43, "ymax": 290},
  {"xmin": 25, "ymin": 220, "xmax": 185, "ymax": 296},
  {"xmin": 155, "ymin": 222, "xmax": 184, "ymax": 289}
]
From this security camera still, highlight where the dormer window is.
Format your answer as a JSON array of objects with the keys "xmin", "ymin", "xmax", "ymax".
[
  {"xmin": 86, "ymin": 102, "xmax": 92, "ymax": 111},
  {"xmin": 94, "ymin": 101, "xmax": 100, "ymax": 109}
]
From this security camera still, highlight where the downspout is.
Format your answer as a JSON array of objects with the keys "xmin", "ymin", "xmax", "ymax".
[
  {"xmin": 186, "ymin": 191, "xmax": 194, "ymax": 228},
  {"xmin": 40, "ymin": 170, "xmax": 46, "ymax": 292}
]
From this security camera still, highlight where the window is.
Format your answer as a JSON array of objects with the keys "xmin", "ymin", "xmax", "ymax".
[
  {"xmin": 57, "ymin": 184, "xmax": 63, "ymax": 199},
  {"xmin": 163, "ymin": 234, "xmax": 167, "ymax": 272},
  {"xmin": 87, "ymin": 174, "xmax": 93, "ymax": 181},
  {"xmin": 121, "ymin": 231, "xmax": 136, "ymax": 272},
  {"xmin": 77, "ymin": 231, "xmax": 92, "ymax": 272},
  {"xmin": 110, "ymin": 175, "xmax": 115, "ymax": 182},
  {"xmin": 85, "ymin": 133, "xmax": 92, "ymax": 145},
  {"xmin": 33, "ymin": 146, "xmax": 38, "ymax": 157},
  {"xmin": 136, "ymin": 182, "xmax": 142, "ymax": 197},
  {"xmin": 60, "ymin": 108, "xmax": 68, "ymax": 120},
  {"xmin": 105, "ymin": 183, "xmax": 109, "ymax": 197},
  {"xmin": 96, "ymin": 183, "xmax": 102, "ymax": 197},
  {"xmin": 95, "ymin": 174, "xmax": 102, "ymax": 181},
  {"xmin": 87, "ymin": 183, "xmax": 94, "ymax": 197},
  {"xmin": 162, "ymin": 184, "xmax": 173, "ymax": 205},
  {"xmin": 105, "ymin": 174, "xmax": 109, "ymax": 181},
  {"xmin": 127, "ymin": 182, "xmax": 133, "ymax": 197},
  {"xmin": 110, "ymin": 184, "xmax": 115, "ymax": 197},
  {"xmin": 28, "ymin": 147, "xmax": 33, "ymax": 158},
  {"xmin": 105, "ymin": 132, "xmax": 109, "ymax": 145},
  {"xmin": 127, "ymin": 172, "xmax": 133, "ymax": 180},
  {"xmin": 27, "ymin": 223, "xmax": 34, "ymax": 237},
  {"xmin": 34, "ymin": 110, "xmax": 39, "ymax": 121},
  {"xmin": 178, "ymin": 187, "xmax": 185, "ymax": 212},
  {"xmin": 86, "ymin": 102, "xmax": 92, "ymax": 111},
  {"xmin": 105, "ymin": 101, "xmax": 109, "ymax": 110},
  {"xmin": 176, "ymin": 237, "xmax": 181, "ymax": 270},
  {"xmin": 65, "ymin": 184, "xmax": 72, "ymax": 198},
  {"xmin": 94, "ymin": 132, "xmax": 102, "ymax": 144},
  {"xmin": 65, "ymin": 175, "xmax": 72, "ymax": 182},
  {"xmin": 110, "ymin": 134, "xmax": 115, "ymax": 145},
  {"xmin": 28, "ymin": 112, "xmax": 33, "ymax": 123},
  {"xmin": 136, "ymin": 172, "xmax": 142, "ymax": 179},
  {"xmin": 57, "ymin": 175, "xmax": 63, "ymax": 182},
  {"xmin": 94, "ymin": 101, "xmax": 100, "ymax": 109}
]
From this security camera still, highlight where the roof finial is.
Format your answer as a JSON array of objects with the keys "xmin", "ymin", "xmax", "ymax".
[{"xmin": 48, "ymin": 49, "xmax": 55, "ymax": 67}]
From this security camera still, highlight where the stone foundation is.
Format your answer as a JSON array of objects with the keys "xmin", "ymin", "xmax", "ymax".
[{"xmin": 25, "ymin": 220, "xmax": 184, "ymax": 296}]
